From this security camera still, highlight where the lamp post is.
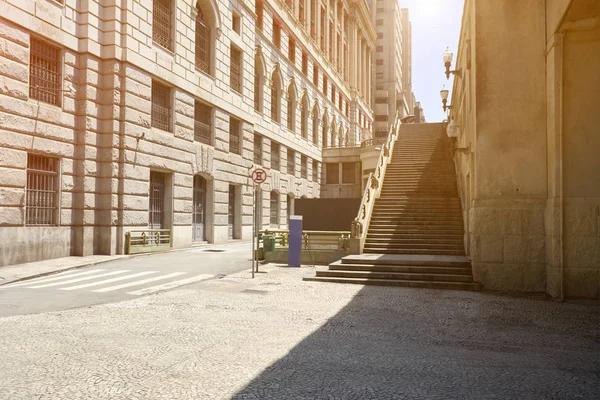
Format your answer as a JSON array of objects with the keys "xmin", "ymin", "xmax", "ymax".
[
  {"xmin": 443, "ymin": 47, "xmax": 461, "ymax": 79},
  {"xmin": 440, "ymin": 87, "xmax": 451, "ymax": 112}
]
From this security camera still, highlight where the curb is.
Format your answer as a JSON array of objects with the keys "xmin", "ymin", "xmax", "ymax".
[{"xmin": 0, "ymin": 240, "xmax": 252, "ymax": 287}]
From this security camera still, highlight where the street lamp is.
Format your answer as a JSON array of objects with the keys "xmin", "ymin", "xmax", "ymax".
[
  {"xmin": 442, "ymin": 47, "xmax": 461, "ymax": 79},
  {"xmin": 440, "ymin": 86, "xmax": 451, "ymax": 112}
]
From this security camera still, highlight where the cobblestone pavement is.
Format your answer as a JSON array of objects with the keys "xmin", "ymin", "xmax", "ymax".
[{"xmin": 0, "ymin": 264, "xmax": 598, "ymax": 400}]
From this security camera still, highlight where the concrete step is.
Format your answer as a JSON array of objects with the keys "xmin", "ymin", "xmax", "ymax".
[
  {"xmin": 370, "ymin": 213, "xmax": 463, "ymax": 220},
  {"xmin": 365, "ymin": 237, "xmax": 464, "ymax": 244},
  {"xmin": 340, "ymin": 253, "xmax": 471, "ymax": 267},
  {"xmin": 363, "ymin": 248, "xmax": 466, "ymax": 255},
  {"xmin": 366, "ymin": 231, "xmax": 464, "ymax": 238},
  {"xmin": 303, "ymin": 276, "xmax": 482, "ymax": 291},
  {"xmin": 316, "ymin": 270, "xmax": 474, "ymax": 283},
  {"xmin": 363, "ymin": 241, "xmax": 465, "ymax": 250},
  {"xmin": 369, "ymin": 218, "xmax": 464, "ymax": 226},
  {"xmin": 328, "ymin": 261, "xmax": 473, "ymax": 275}
]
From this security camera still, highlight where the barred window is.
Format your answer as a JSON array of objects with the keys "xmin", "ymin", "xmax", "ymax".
[
  {"xmin": 270, "ymin": 191, "xmax": 279, "ymax": 226},
  {"xmin": 151, "ymin": 80, "xmax": 172, "ymax": 132},
  {"xmin": 153, "ymin": 0, "xmax": 173, "ymax": 51},
  {"xmin": 301, "ymin": 155, "xmax": 307, "ymax": 179},
  {"xmin": 195, "ymin": 12, "xmax": 210, "ymax": 74},
  {"xmin": 288, "ymin": 38, "xmax": 296, "ymax": 63},
  {"xmin": 271, "ymin": 142, "xmax": 280, "ymax": 171},
  {"xmin": 342, "ymin": 162, "xmax": 356, "ymax": 184},
  {"xmin": 273, "ymin": 21, "xmax": 281, "ymax": 49},
  {"xmin": 229, "ymin": 117, "xmax": 241, "ymax": 154},
  {"xmin": 326, "ymin": 163, "xmax": 339, "ymax": 184},
  {"xmin": 194, "ymin": 101, "xmax": 212, "ymax": 145},
  {"xmin": 254, "ymin": 134, "xmax": 262, "ymax": 165},
  {"xmin": 230, "ymin": 46, "xmax": 242, "ymax": 94},
  {"xmin": 312, "ymin": 159, "xmax": 318, "ymax": 182},
  {"xmin": 29, "ymin": 38, "xmax": 61, "ymax": 106},
  {"xmin": 287, "ymin": 149, "xmax": 295, "ymax": 176},
  {"xmin": 26, "ymin": 154, "xmax": 58, "ymax": 226}
]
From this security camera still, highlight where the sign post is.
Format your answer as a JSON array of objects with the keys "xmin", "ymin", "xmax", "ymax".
[{"xmin": 251, "ymin": 168, "xmax": 267, "ymax": 278}]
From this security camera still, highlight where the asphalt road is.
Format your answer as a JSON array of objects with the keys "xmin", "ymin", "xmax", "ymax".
[{"xmin": 0, "ymin": 242, "xmax": 254, "ymax": 318}]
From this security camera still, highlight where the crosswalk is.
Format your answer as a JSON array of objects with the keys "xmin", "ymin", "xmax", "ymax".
[{"xmin": 1, "ymin": 269, "xmax": 214, "ymax": 296}]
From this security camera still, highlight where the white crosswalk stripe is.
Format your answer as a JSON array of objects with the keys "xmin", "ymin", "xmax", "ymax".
[
  {"xmin": 127, "ymin": 274, "xmax": 214, "ymax": 296},
  {"xmin": 2, "ymin": 269, "xmax": 107, "ymax": 288},
  {"xmin": 59, "ymin": 271, "xmax": 159, "ymax": 291},
  {"xmin": 93, "ymin": 272, "xmax": 187, "ymax": 293},
  {"xmin": 29, "ymin": 270, "xmax": 131, "ymax": 289}
]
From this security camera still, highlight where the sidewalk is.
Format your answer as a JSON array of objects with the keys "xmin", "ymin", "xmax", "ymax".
[{"xmin": 0, "ymin": 240, "xmax": 252, "ymax": 286}]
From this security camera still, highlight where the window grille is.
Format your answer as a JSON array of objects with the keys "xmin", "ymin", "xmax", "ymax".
[
  {"xmin": 151, "ymin": 81, "xmax": 171, "ymax": 132},
  {"xmin": 230, "ymin": 47, "xmax": 242, "ymax": 93},
  {"xmin": 287, "ymin": 149, "xmax": 295, "ymax": 176},
  {"xmin": 301, "ymin": 155, "xmax": 307, "ymax": 179},
  {"xmin": 312, "ymin": 160, "xmax": 318, "ymax": 182},
  {"xmin": 29, "ymin": 38, "xmax": 61, "ymax": 106},
  {"xmin": 26, "ymin": 154, "xmax": 58, "ymax": 226},
  {"xmin": 229, "ymin": 118, "xmax": 241, "ymax": 154},
  {"xmin": 271, "ymin": 143, "xmax": 280, "ymax": 171},
  {"xmin": 254, "ymin": 135, "xmax": 262, "ymax": 165},
  {"xmin": 271, "ymin": 85, "xmax": 279, "ymax": 122},
  {"xmin": 195, "ymin": 14, "xmax": 210, "ymax": 74},
  {"xmin": 194, "ymin": 101, "xmax": 212, "ymax": 145},
  {"xmin": 149, "ymin": 171, "xmax": 166, "ymax": 229},
  {"xmin": 270, "ymin": 191, "xmax": 279, "ymax": 226},
  {"xmin": 153, "ymin": 0, "xmax": 173, "ymax": 51},
  {"xmin": 326, "ymin": 163, "xmax": 339, "ymax": 184}
]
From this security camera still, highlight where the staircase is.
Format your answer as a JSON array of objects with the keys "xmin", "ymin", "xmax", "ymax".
[{"xmin": 305, "ymin": 123, "xmax": 481, "ymax": 291}]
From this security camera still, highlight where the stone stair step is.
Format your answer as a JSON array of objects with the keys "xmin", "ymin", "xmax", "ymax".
[
  {"xmin": 363, "ymin": 248, "xmax": 465, "ymax": 255},
  {"xmin": 316, "ymin": 270, "xmax": 474, "ymax": 283},
  {"xmin": 303, "ymin": 276, "xmax": 482, "ymax": 291},
  {"xmin": 365, "ymin": 237, "xmax": 465, "ymax": 244},
  {"xmin": 368, "ymin": 225, "xmax": 464, "ymax": 232},
  {"xmin": 364, "ymin": 242, "xmax": 465, "ymax": 250},
  {"xmin": 328, "ymin": 261, "xmax": 473, "ymax": 275},
  {"xmin": 341, "ymin": 253, "xmax": 471, "ymax": 267}
]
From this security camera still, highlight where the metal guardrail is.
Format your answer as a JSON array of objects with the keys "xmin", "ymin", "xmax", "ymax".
[
  {"xmin": 360, "ymin": 137, "xmax": 387, "ymax": 148},
  {"xmin": 125, "ymin": 229, "xmax": 172, "ymax": 255},
  {"xmin": 351, "ymin": 111, "xmax": 401, "ymax": 252},
  {"xmin": 259, "ymin": 229, "xmax": 351, "ymax": 250}
]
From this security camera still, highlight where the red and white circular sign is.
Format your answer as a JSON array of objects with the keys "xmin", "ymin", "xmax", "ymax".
[{"xmin": 251, "ymin": 168, "xmax": 267, "ymax": 184}]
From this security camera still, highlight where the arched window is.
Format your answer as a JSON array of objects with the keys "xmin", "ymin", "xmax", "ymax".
[
  {"xmin": 338, "ymin": 125, "xmax": 343, "ymax": 148},
  {"xmin": 300, "ymin": 94, "xmax": 309, "ymax": 139},
  {"xmin": 195, "ymin": 3, "xmax": 214, "ymax": 75},
  {"xmin": 287, "ymin": 82, "xmax": 296, "ymax": 132},
  {"xmin": 271, "ymin": 69, "xmax": 282, "ymax": 123},
  {"xmin": 312, "ymin": 104, "xmax": 319, "ymax": 145},
  {"xmin": 322, "ymin": 113, "xmax": 328, "ymax": 148},
  {"xmin": 331, "ymin": 120, "xmax": 337, "ymax": 147},
  {"xmin": 344, "ymin": 129, "xmax": 349, "ymax": 147},
  {"xmin": 254, "ymin": 54, "xmax": 265, "ymax": 112}
]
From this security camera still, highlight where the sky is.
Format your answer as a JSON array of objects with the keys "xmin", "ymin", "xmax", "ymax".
[{"xmin": 399, "ymin": 0, "xmax": 464, "ymax": 122}]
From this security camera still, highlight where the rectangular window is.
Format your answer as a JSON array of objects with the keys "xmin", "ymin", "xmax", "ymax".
[
  {"xmin": 376, "ymin": 19, "xmax": 383, "ymax": 26},
  {"xmin": 195, "ymin": 15, "xmax": 210, "ymax": 74},
  {"xmin": 151, "ymin": 80, "xmax": 172, "ymax": 132},
  {"xmin": 153, "ymin": 0, "xmax": 173, "ymax": 51},
  {"xmin": 26, "ymin": 154, "xmax": 58, "ymax": 226},
  {"xmin": 299, "ymin": 0, "xmax": 305, "ymax": 26},
  {"xmin": 312, "ymin": 159, "xmax": 318, "ymax": 182},
  {"xmin": 256, "ymin": 2, "xmax": 264, "ymax": 31},
  {"xmin": 301, "ymin": 155, "xmax": 307, "ymax": 179},
  {"xmin": 331, "ymin": 86, "xmax": 335, "ymax": 103},
  {"xmin": 270, "ymin": 191, "xmax": 279, "ymax": 226},
  {"xmin": 273, "ymin": 20, "xmax": 281, "ymax": 49},
  {"xmin": 194, "ymin": 101, "xmax": 212, "ymax": 145},
  {"xmin": 271, "ymin": 142, "xmax": 280, "ymax": 171},
  {"xmin": 149, "ymin": 171, "xmax": 166, "ymax": 229},
  {"xmin": 229, "ymin": 117, "xmax": 241, "ymax": 154},
  {"xmin": 338, "ymin": 93, "xmax": 342, "ymax": 110},
  {"xmin": 302, "ymin": 52, "xmax": 308, "ymax": 75},
  {"xmin": 232, "ymin": 12, "xmax": 241, "ymax": 34},
  {"xmin": 377, "ymin": 33, "xmax": 383, "ymax": 39},
  {"xmin": 323, "ymin": 75, "xmax": 328, "ymax": 96},
  {"xmin": 230, "ymin": 46, "xmax": 242, "ymax": 94},
  {"xmin": 288, "ymin": 38, "xmax": 296, "ymax": 63},
  {"xmin": 313, "ymin": 65, "xmax": 318, "ymax": 86},
  {"xmin": 320, "ymin": 7, "xmax": 326, "ymax": 51},
  {"xmin": 326, "ymin": 163, "xmax": 339, "ymax": 184},
  {"xmin": 376, "ymin": 59, "xmax": 384, "ymax": 66},
  {"xmin": 376, "ymin": 46, "xmax": 383, "ymax": 52},
  {"xmin": 342, "ymin": 162, "xmax": 356, "ymax": 184},
  {"xmin": 287, "ymin": 149, "xmax": 295, "ymax": 176},
  {"xmin": 254, "ymin": 134, "xmax": 262, "ymax": 165},
  {"xmin": 29, "ymin": 38, "xmax": 62, "ymax": 107}
]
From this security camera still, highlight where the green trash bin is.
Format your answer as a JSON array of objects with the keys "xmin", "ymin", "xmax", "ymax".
[{"xmin": 263, "ymin": 235, "xmax": 276, "ymax": 252}]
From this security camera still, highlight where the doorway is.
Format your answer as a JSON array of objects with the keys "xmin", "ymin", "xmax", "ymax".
[{"xmin": 192, "ymin": 175, "xmax": 207, "ymax": 242}]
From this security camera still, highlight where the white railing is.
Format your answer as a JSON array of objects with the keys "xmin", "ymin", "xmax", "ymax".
[{"xmin": 350, "ymin": 111, "xmax": 401, "ymax": 253}]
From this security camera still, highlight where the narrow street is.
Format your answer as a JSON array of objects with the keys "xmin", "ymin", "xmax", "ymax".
[{"xmin": 0, "ymin": 243, "xmax": 252, "ymax": 318}]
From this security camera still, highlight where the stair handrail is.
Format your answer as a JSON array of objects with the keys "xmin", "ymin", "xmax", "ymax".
[{"xmin": 351, "ymin": 111, "xmax": 401, "ymax": 253}]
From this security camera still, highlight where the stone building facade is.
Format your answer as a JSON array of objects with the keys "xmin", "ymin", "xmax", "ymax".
[
  {"xmin": 449, "ymin": 0, "xmax": 600, "ymax": 298},
  {"xmin": 0, "ymin": 0, "xmax": 375, "ymax": 267}
]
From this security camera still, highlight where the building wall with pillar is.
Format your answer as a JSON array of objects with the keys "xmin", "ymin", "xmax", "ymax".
[
  {"xmin": 450, "ymin": 0, "xmax": 600, "ymax": 298},
  {"xmin": 0, "ymin": 0, "xmax": 375, "ymax": 267}
]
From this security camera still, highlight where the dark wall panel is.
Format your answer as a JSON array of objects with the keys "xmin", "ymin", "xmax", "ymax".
[{"xmin": 294, "ymin": 198, "xmax": 361, "ymax": 231}]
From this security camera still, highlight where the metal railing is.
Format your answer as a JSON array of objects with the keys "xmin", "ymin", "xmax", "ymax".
[
  {"xmin": 360, "ymin": 137, "xmax": 388, "ymax": 148},
  {"xmin": 259, "ymin": 229, "xmax": 351, "ymax": 251},
  {"xmin": 351, "ymin": 111, "xmax": 401, "ymax": 252},
  {"xmin": 125, "ymin": 229, "xmax": 172, "ymax": 255}
]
